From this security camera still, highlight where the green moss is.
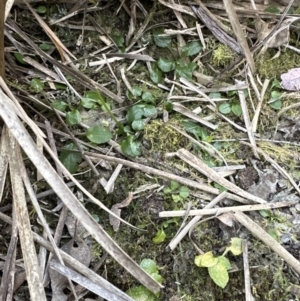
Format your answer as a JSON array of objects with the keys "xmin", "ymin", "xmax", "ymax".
[
  {"xmin": 259, "ymin": 141, "xmax": 298, "ymax": 164},
  {"xmin": 212, "ymin": 44, "xmax": 234, "ymax": 67},
  {"xmin": 256, "ymin": 49, "xmax": 300, "ymax": 79},
  {"xmin": 143, "ymin": 119, "xmax": 188, "ymax": 153}
]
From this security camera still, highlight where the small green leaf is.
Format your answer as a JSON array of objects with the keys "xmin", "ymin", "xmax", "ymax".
[
  {"xmin": 170, "ymin": 181, "xmax": 179, "ymax": 191},
  {"xmin": 30, "ymin": 78, "xmax": 44, "ymax": 93},
  {"xmin": 131, "ymin": 86, "xmax": 143, "ymax": 98},
  {"xmin": 172, "ymin": 195, "xmax": 183, "ymax": 202},
  {"xmin": 14, "ymin": 53, "xmax": 27, "ymax": 65},
  {"xmin": 268, "ymin": 228, "xmax": 279, "ymax": 241},
  {"xmin": 142, "ymin": 92, "xmax": 155, "ymax": 104},
  {"xmin": 183, "ymin": 120, "xmax": 208, "ymax": 141},
  {"xmin": 270, "ymin": 90, "xmax": 283, "ymax": 100},
  {"xmin": 219, "ymin": 103, "xmax": 231, "ymax": 114},
  {"xmin": 54, "ymin": 83, "xmax": 67, "ymax": 90},
  {"xmin": 179, "ymin": 186, "xmax": 189, "ymax": 199},
  {"xmin": 101, "ymin": 102, "xmax": 110, "ymax": 112},
  {"xmin": 209, "ymin": 92, "xmax": 222, "ymax": 99},
  {"xmin": 152, "ymin": 229, "xmax": 166, "ymax": 244},
  {"xmin": 153, "ymin": 28, "xmax": 172, "ymax": 48},
  {"xmin": 164, "ymin": 101, "xmax": 173, "ymax": 112},
  {"xmin": 140, "ymin": 258, "xmax": 163, "ymax": 283},
  {"xmin": 265, "ymin": 5, "xmax": 280, "ymax": 13},
  {"xmin": 82, "ymin": 91, "xmax": 106, "ymax": 109},
  {"xmin": 81, "ymin": 97, "xmax": 97, "ymax": 109},
  {"xmin": 225, "ymin": 237, "xmax": 242, "ymax": 256},
  {"xmin": 259, "ymin": 209, "xmax": 271, "ymax": 218},
  {"xmin": 127, "ymin": 106, "xmax": 144, "ymax": 122},
  {"xmin": 95, "ymin": 93, "xmax": 107, "ymax": 107},
  {"xmin": 194, "ymin": 254, "xmax": 203, "ymax": 267},
  {"xmin": 231, "ymin": 103, "xmax": 242, "ymax": 117},
  {"xmin": 157, "ymin": 58, "xmax": 175, "ymax": 72},
  {"xmin": 143, "ymin": 106, "xmax": 158, "ymax": 118},
  {"xmin": 227, "ymin": 89, "xmax": 248, "ymax": 98},
  {"xmin": 175, "ymin": 61, "xmax": 197, "ymax": 81},
  {"xmin": 208, "ymin": 260, "xmax": 229, "ymax": 288},
  {"xmin": 162, "ymin": 218, "xmax": 178, "ymax": 228},
  {"xmin": 126, "ymin": 286, "xmax": 158, "ymax": 301},
  {"xmin": 120, "ymin": 135, "xmax": 141, "ymax": 157},
  {"xmin": 52, "ymin": 101, "xmax": 68, "ymax": 112},
  {"xmin": 271, "ymin": 79, "xmax": 282, "ymax": 89},
  {"xmin": 123, "ymin": 125, "xmax": 133, "ymax": 134},
  {"xmin": 200, "ymin": 251, "xmax": 218, "ymax": 267},
  {"xmin": 151, "ymin": 272, "xmax": 163, "ymax": 284},
  {"xmin": 182, "ymin": 41, "xmax": 202, "ymax": 56},
  {"xmin": 113, "ymin": 35, "xmax": 125, "ymax": 47},
  {"xmin": 213, "ymin": 183, "xmax": 227, "ymax": 192},
  {"xmin": 150, "ymin": 64, "xmax": 162, "ymax": 83},
  {"xmin": 243, "ymin": 89, "xmax": 249, "ymax": 98},
  {"xmin": 203, "ymin": 158, "xmax": 216, "ymax": 167},
  {"xmin": 86, "ymin": 126, "xmax": 112, "ymax": 144},
  {"xmin": 82, "ymin": 91, "xmax": 104, "ymax": 105},
  {"xmin": 59, "ymin": 143, "xmax": 82, "ymax": 173},
  {"xmin": 39, "ymin": 43, "xmax": 51, "ymax": 51},
  {"xmin": 92, "ymin": 214, "xmax": 100, "ymax": 223},
  {"xmin": 227, "ymin": 90, "xmax": 237, "ymax": 97},
  {"xmin": 126, "ymin": 104, "xmax": 157, "ymax": 123},
  {"xmin": 36, "ymin": 5, "xmax": 47, "ymax": 13},
  {"xmin": 163, "ymin": 187, "xmax": 172, "ymax": 194},
  {"xmin": 140, "ymin": 259, "xmax": 158, "ymax": 274},
  {"xmin": 66, "ymin": 110, "xmax": 81, "ymax": 126},
  {"xmin": 269, "ymin": 99, "xmax": 282, "ymax": 110},
  {"xmin": 132, "ymin": 119, "xmax": 145, "ymax": 131},
  {"xmin": 126, "ymin": 87, "xmax": 143, "ymax": 100},
  {"xmin": 218, "ymin": 256, "xmax": 231, "ymax": 270}
]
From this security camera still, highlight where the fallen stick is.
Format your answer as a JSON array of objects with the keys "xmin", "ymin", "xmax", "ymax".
[
  {"xmin": 159, "ymin": 200, "xmax": 296, "ymax": 217},
  {"xmin": 176, "ymin": 148, "xmax": 266, "ymax": 204},
  {"xmin": 233, "ymin": 211, "xmax": 300, "ymax": 276}
]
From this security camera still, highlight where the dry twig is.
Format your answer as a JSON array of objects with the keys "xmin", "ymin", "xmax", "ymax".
[
  {"xmin": 8, "ymin": 132, "xmax": 46, "ymax": 301},
  {"xmin": 176, "ymin": 149, "xmax": 266, "ymax": 204},
  {"xmin": 233, "ymin": 211, "xmax": 300, "ymax": 275},
  {"xmin": 159, "ymin": 200, "xmax": 296, "ymax": 217},
  {"xmin": 242, "ymin": 240, "xmax": 254, "ymax": 301}
]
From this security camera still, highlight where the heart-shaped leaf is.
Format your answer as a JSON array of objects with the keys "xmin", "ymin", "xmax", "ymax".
[
  {"xmin": 86, "ymin": 126, "xmax": 112, "ymax": 144},
  {"xmin": 66, "ymin": 110, "xmax": 81, "ymax": 125}
]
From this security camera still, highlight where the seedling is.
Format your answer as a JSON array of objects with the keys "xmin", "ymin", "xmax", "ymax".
[
  {"xmin": 59, "ymin": 142, "xmax": 83, "ymax": 173},
  {"xmin": 86, "ymin": 125, "xmax": 112, "ymax": 144},
  {"xmin": 216, "ymin": 90, "xmax": 246, "ymax": 117},
  {"xmin": 151, "ymin": 29, "xmax": 202, "ymax": 83},
  {"xmin": 66, "ymin": 109, "xmax": 81, "ymax": 125},
  {"xmin": 120, "ymin": 135, "xmax": 141, "ymax": 157},
  {"xmin": 126, "ymin": 259, "xmax": 163, "ymax": 301},
  {"xmin": 152, "ymin": 228, "xmax": 166, "ymax": 244},
  {"xmin": 36, "ymin": 5, "xmax": 47, "ymax": 14},
  {"xmin": 30, "ymin": 78, "xmax": 44, "ymax": 93},
  {"xmin": 194, "ymin": 237, "xmax": 242, "ymax": 288},
  {"xmin": 182, "ymin": 120, "xmax": 213, "ymax": 142},
  {"xmin": 268, "ymin": 90, "xmax": 283, "ymax": 110},
  {"xmin": 163, "ymin": 181, "xmax": 190, "ymax": 203},
  {"xmin": 126, "ymin": 104, "xmax": 157, "ymax": 131},
  {"xmin": 119, "ymin": 102, "xmax": 158, "ymax": 157}
]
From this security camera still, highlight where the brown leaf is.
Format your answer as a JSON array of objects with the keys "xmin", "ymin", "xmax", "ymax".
[{"xmin": 109, "ymin": 193, "xmax": 133, "ymax": 232}]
